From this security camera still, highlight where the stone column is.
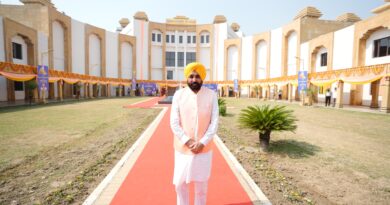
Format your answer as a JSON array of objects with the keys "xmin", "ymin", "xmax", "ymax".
[
  {"xmin": 336, "ymin": 81, "xmax": 344, "ymax": 108},
  {"xmin": 84, "ymin": 83, "xmax": 88, "ymax": 98},
  {"xmin": 380, "ymin": 76, "xmax": 390, "ymax": 113},
  {"xmin": 89, "ymin": 84, "xmax": 93, "ymax": 98},
  {"xmin": 58, "ymin": 80, "xmax": 63, "ymax": 101},
  {"xmin": 350, "ymin": 84, "xmax": 363, "ymax": 105},
  {"xmin": 248, "ymin": 85, "xmax": 251, "ymax": 98},
  {"xmin": 288, "ymin": 83, "xmax": 293, "ymax": 102},
  {"xmin": 370, "ymin": 80, "xmax": 380, "ymax": 108}
]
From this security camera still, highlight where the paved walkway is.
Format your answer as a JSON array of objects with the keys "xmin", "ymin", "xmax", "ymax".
[{"xmin": 84, "ymin": 97, "xmax": 270, "ymax": 205}]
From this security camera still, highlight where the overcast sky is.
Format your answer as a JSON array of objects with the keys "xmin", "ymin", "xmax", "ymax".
[{"xmin": 1, "ymin": 0, "xmax": 385, "ymax": 35}]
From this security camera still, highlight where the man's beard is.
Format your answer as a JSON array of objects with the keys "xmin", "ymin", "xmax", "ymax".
[{"xmin": 188, "ymin": 81, "xmax": 202, "ymax": 92}]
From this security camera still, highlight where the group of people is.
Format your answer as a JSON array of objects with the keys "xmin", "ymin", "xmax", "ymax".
[{"xmin": 325, "ymin": 87, "xmax": 337, "ymax": 107}]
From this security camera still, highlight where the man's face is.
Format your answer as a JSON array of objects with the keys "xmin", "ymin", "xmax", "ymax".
[{"xmin": 187, "ymin": 71, "xmax": 203, "ymax": 92}]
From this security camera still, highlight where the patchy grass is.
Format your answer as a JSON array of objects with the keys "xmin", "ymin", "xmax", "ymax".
[
  {"xmin": 0, "ymin": 97, "xmax": 160, "ymax": 204},
  {"xmin": 219, "ymin": 97, "xmax": 390, "ymax": 204}
]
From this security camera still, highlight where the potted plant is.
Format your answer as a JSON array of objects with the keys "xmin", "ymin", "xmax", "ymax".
[{"xmin": 238, "ymin": 105, "xmax": 297, "ymax": 152}]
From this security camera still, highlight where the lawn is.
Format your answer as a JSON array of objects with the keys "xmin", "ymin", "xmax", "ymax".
[
  {"xmin": 218, "ymin": 98, "xmax": 390, "ymax": 205},
  {"xmin": 0, "ymin": 98, "xmax": 160, "ymax": 204}
]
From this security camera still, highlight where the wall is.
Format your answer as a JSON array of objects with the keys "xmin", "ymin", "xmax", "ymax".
[
  {"xmin": 52, "ymin": 21, "xmax": 64, "ymax": 70},
  {"xmin": 269, "ymin": 27, "xmax": 282, "ymax": 78},
  {"xmin": 38, "ymin": 31, "xmax": 49, "ymax": 66},
  {"xmin": 227, "ymin": 46, "xmax": 238, "ymax": 80},
  {"xmin": 134, "ymin": 19, "xmax": 149, "ymax": 80},
  {"xmin": 71, "ymin": 19, "xmax": 85, "ymax": 74},
  {"xmin": 105, "ymin": 31, "xmax": 118, "ymax": 78},
  {"xmin": 0, "ymin": 17, "xmax": 5, "ymax": 101},
  {"xmin": 299, "ymin": 42, "xmax": 309, "ymax": 71},
  {"xmin": 256, "ymin": 41, "xmax": 267, "ymax": 79},
  {"xmin": 121, "ymin": 42, "xmax": 132, "ymax": 79},
  {"xmin": 241, "ymin": 36, "xmax": 253, "ymax": 80},
  {"xmin": 333, "ymin": 25, "xmax": 354, "ymax": 70},
  {"xmin": 287, "ymin": 31, "xmax": 297, "ymax": 76},
  {"xmin": 89, "ymin": 34, "xmax": 101, "ymax": 76},
  {"xmin": 213, "ymin": 23, "xmax": 228, "ymax": 81}
]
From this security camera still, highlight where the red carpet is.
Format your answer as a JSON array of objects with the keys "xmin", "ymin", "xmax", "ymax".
[
  {"xmin": 123, "ymin": 97, "xmax": 164, "ymax": 108},
  {"xmin": 111, "ymin": 98, "xmax": 253, "ymax": 204}
]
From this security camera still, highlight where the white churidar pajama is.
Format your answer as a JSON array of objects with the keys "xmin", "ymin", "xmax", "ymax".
[{"xmin": 170, "ymin": 88, "xmax": 219, "ymax": 205}]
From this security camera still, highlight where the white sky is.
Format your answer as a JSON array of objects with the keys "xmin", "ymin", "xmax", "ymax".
[{"xmin": 0, "ymin": 0, "xmax": 385, "ymax": 35}]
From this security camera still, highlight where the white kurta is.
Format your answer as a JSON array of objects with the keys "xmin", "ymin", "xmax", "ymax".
[{"xmin": 170, "ymin": 87, "xmax": 219, "ymax": 185}]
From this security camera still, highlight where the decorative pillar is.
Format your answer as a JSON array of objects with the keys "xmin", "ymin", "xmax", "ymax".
[
  {"xmin": 288, "ymin": 83, "xmax": 293, "ymax": 102},
  {"xmin": 89, "ymin": 84, "xmax": 93, "ymax": 98},
  {"xmin": 49, "ymin": 83, "xmax": 55, "ymax": 99},
  {"xmin": 84, "ymin": 83, "xmax": 89, "ymax": 98},
  {"xmin": 350, "ymin": 84, "xmax": 363, "ymax": 105},
  {"xmin": 370, "ymin": 80, "xmax": 380, "ymax": 108},
  {"xmin": 58, "ymin": 80, "xmax": 63, "ymax": 101},
  {"xmin": 6, "ymin": 79, "xmax": 15, "ymax": 101},
  {"xmin": 380, "ymin": 76, "xmax": 390, "ymax": 113},
  {"xmin": 248, "ymin": 85, "xmax": 251, "ymax": 98},
  {"xmin": 336, "ymin": 81, "xmax": 344, "ymax": 108}
]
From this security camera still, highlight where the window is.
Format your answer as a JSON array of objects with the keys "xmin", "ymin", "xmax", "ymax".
[
  {"xmin": 171, "ymin": 35, "xmax": 175, "ymax": 43},
  {"xmin": 166, "ymin": 52, "xmax": 175, "ymax": 67},
  {"xmin": 152, "ymin": 33, "xmax": 156, "ymax": 42},
  {"xmin": 166, "ymin": 34, "xmax": 170, "ymax": 43},
  {"xmin": 12, "ymin": 42, "xmax": 22, "ymax": 60},
  {"xmin": 200, "ymin": 35, "xmax": 204, "ymax": 44},
  {"xmin": 186, "ymin": 52, "xmax": 196, "ymax": 64},
  {"xmin": 178, "ymin": 52, "xmax": 184, "ymax": 67},
  {"xmin": 192, "ymin": 36, "xmax": 196, "ymax": 44},
  {"xmin": 206, "ymin": 35, "xmax": 210, "ymax": 43},
  {"xmin": 157, "ymin": 34, "xmax": 161, "ymax": 42},
  {"xmin": 179, "ymin": 36, "xmax": 183, "ymax": 44},
  {"xmin": 167, "ymin": 70, "xmax": 173, "ymax": 80},
  {"xmin": 320, "ymin": 52, "xmax": 327, "ymax": 67},
  {"xmin": 14, "ymin": 81, "xmax": 24, "ymax": 91},
  {"xmin": 373, "ymin": 36, "xmax": 390, "ymax": 58},
  {"xmin": 187, "ymin": 36, "xmax": 191, "ymax": 44}
]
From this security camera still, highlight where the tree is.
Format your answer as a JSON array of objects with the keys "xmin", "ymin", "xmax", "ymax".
[{"xmin": 238, "ymin": 105, "xmax": 297, "ymax": 152}]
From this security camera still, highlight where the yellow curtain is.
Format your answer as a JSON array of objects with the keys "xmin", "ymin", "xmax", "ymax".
[
  {"xmin": 0, "ymin": 71, "xmax": 36, "ymax": 81},
  {"xmin": 341, "ymin": 75, "xmax": 383, "ymax": 85},
  {"xmin": 62, "ymin": 78, "xmax": 80, "ymax": 84},
  {"xmin": 310, "ymin": 78, "xmax": 339, "ymax": 86},
  {"xmin": 48, "ymin": 77, "xmax": 61, "ymax": 83}
]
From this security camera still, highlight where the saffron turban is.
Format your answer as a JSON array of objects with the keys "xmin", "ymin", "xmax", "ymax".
[{"xmin": 184, "ymin": 62, "xmax": 206, "ymax": 81}]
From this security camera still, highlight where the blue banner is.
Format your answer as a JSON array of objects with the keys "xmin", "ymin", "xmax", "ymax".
[
  {"xmin": 131, "ymin": 77, "xmax": 136, "ymax": 91},
  {"xmin": 203, "ymin": 84, "xmax": 218, "ymax": 92},
  {"xmin": 298, "ymin": 71, "xmax": 308, "ymax": 93},
  {"xmin": 141, "ymin": 83, "xmax": 157, "ymax": 96},
  {"xmin": 37, "ymin": 65, "xmax": 49, "ymax": 93},
  {"xmin": 233, "ymin": 79, "xmax": 239, "ymax": 92}
]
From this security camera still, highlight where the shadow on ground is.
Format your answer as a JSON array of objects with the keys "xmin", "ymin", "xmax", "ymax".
[{"xmin": 269, "ymin": 139, "xmax": 321, "ymax": 159}]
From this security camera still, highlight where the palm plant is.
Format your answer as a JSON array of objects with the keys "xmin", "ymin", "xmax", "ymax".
[
  {"xmin": 238, "ymin": 105, "xmax": 297, "ymax": 152},
  {"xmin": 218, "ymin": 98, "xmax": 227, "ymax": 116},
  {"xmin": 25, "ymin": 80, "xmax": 37, "ymax": 105}
]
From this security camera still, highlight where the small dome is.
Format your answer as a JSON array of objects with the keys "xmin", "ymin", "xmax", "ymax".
[
  {"xmin": 213, "ymin": 15, "xmax": 227, "ymax": 24},
  {"xmin": 294, "ymin": 6, "xmax": 322, "ymax": 20},
  {"xmin": 119, "ymin": 18, "xmax": 130, "ymax": 28},
  {"xmin": 336, "ymin": 13, "xmax": 361, "ymax": 23},
  {"xmin": 231, "ymin": 23, "xmax": 240, "ymax": 32},
  {"xmin": 134, "ymin": 11, "xmax": 149, "ymax": 21}
]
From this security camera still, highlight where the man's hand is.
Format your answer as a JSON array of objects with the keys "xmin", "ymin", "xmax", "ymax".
[
  {"xmin": 190, "ymin": 142, "xmax": 204, "ymax": 154},
  {"xmin": 185, "ymin": 139, "xmax": 196, "ymax": 148}
]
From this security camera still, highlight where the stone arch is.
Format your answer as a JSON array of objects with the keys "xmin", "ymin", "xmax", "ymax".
[
  {"xmin": 357, "ymin": 26, "xmax": 390, "ymax": 66},
  {"xmin": 283, "ymin": 30, "xmax": 298, "ymax": 76},
  {"xmin": 84, "ymin": 25, "xmax": 106, "ymax": 77}
]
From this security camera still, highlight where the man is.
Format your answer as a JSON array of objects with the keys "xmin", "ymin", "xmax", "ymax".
[
  {"xmin": 170, "ymin": 62, "xmax": 219, "ymax": 205},
  {"xmin": 325, "ymin": 88, "xmax": 331, "ymax": 106}
]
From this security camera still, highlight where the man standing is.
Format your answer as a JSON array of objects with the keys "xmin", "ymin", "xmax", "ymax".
[{"xmin": 170, "ymin": 62, "xmax": 219, "ymax": 205}]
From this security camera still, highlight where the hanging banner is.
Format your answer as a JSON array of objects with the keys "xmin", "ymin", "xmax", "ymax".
[
  {"xmin": 233, "ymin": 79, "xmax": 239, "ymax": 92},
  {"xmin": 37, "ymin": 65, "xmax": 49, "ymax": 93},
  {"xmin": 203, "ymin": 84, "xmax": 218, "ymax": 92},
  {"xmin": 131, "ymin": 77, "xmax": 136, "ymax": 91},
  {"xmin": 298, "ymin": 71, "xmax": 308, "ymax": 93},
  {"xmin": 142, "ymin": 83, "xmax": 157, "ymax": 96}
]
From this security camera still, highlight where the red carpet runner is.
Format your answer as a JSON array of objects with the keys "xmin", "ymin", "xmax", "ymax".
[{"xmin": 112, "ymin": 97, "xmax": 253, "ymax": 204}]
